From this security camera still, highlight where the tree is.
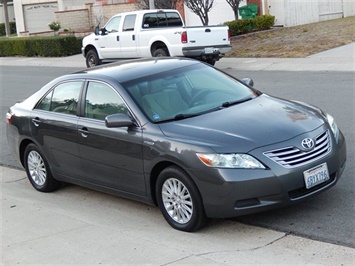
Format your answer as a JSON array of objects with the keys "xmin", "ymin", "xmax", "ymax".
[
  {"xmin": 138, "ymin": 0, "xmax": 179, "ymax": 9},
  {"xmin": 226, "ymin": 0, "xmax": 243, "ymax": 20},
  {"xmin": 184, "ymin": 0, "xmax": 215, "ymax": 26}
]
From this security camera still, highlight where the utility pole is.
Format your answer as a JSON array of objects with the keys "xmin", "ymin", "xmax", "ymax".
[{"xmin": 149, "ymin": 0, "xmax": 155, "ymax": 9}]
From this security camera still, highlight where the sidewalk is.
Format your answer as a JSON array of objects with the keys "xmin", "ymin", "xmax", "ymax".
[
  {"xmin": 1, "ymin": 166, "xmax": 354, "ymax": 265},
  {"xmin": 0, "ymin": 42, "xmax": 354, "ymax": 71}
]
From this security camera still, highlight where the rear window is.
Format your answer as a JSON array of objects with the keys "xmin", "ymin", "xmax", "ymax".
[{"xmin": 142, "ymin": 12, "xmax": 183, "ymax": 28}]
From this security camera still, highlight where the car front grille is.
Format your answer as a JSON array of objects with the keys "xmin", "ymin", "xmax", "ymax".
[{"xmin": 263, "ymin": 130, "xmax": 331, "ymax": 168}]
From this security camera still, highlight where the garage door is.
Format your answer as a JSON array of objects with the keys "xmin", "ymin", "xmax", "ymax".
[{"xmin": 23, "ymin": 2, "xmax": 58, "ymax": 33}]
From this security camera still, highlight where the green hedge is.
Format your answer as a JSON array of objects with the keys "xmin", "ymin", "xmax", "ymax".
[
  {"xmin": 0, "ymin": 35, "xmax": 83, "ymax": 57},
  {"xmin": 225, "ymin": 15, "xmax": 275, "ymax": 36},
  {"xmin": 0, "ymin": 22, "xmax": 17, "ymax": 36}
]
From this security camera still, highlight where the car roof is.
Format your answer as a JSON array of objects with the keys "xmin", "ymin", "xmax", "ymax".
[
  {"xmin": 111, "ymin": 9, "xmax": 179, "ymax": 17},
  {"xmin": 71, "ymin": 57, "xmax": 202, "ymax": 84}
]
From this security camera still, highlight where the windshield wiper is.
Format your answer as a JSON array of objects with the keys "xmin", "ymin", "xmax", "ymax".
[
  {"xmin": 221, "ymin": 96, "xmax": 253, "ymax": 108},
  {"xmin": 174, "ymin": 113, "xmax": 199, "ymax": 120}
]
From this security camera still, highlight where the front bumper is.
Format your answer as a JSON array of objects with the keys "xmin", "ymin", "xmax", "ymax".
[{"xmin": 192, "ymin": 130, "xmax": 346, "ymax": 219}]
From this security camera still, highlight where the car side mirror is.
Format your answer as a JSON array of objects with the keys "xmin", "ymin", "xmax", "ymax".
[
  {"xmin": 105, "ymin": 113, "xmax": 135, "ymax": 128},
  {"xmin": 94, "ymin": 26, "xmax": 100, "ymax": 35},
  {"xmin": 241, "ymin": 78, "xmax": 254, "ymax": 87}
]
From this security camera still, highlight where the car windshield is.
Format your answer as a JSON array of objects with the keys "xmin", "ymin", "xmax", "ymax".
[{"xmin": 123, "ymin": 63, "xmax": 257, "ymax": 122}]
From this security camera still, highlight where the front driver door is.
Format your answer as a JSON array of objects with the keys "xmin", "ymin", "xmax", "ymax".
[
  {"xmin": 98, "ymin": 15, "xmax": 122, "ymax": 59},
  {"xmin": 77, "ymin": 81, "xmax": 145, "ymax": 196}
]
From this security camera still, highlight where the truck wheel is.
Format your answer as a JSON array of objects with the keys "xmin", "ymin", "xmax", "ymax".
[
  {"xmin": 156, "ymin": 166, "xmax": 207, "ymax": 232},
  {"xmin": 86, "ymin": 49, "xmax": 101, "ymax": 68},
  {"xmin": 205, "ymin": 58, "xmax": 216, "ymax": 66},
  {"xmin": 153, "ymin": 48, "xmax": 169, "ymax": 57}
]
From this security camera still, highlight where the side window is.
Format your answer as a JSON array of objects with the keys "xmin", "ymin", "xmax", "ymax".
[
  {"xmin": 85, "ymin": 82, "xmax": 128, "ymax": 120},
  {"xmin": 142, "ymin": 12, "xmax": 182, "ymax": 28},
  {"xmin": 142, "ymin": 13, "xmax": 158, "ymax": 28},
  {"xmin": 123, "ymin": 14, "xmax": 136, "ymax": 31},
  {"xmin": 105, "ymin": 16, "xmax": 121, "ymax": 32},
  {"xmin": 36, "ymin": 82, "xmax": 82, "ymax": 115},
  {"xmin": 166, "ymin": 12, "xmax": 183, "ymax": 27}
]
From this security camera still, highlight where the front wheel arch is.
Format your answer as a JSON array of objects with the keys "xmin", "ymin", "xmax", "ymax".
[
  {"xmin": 155, "ymin": 165, "xmax": 207, "ymax": 232},
  {"xmin": 85, "ymin": 47, "xmax": 101, "ymax": 68}
]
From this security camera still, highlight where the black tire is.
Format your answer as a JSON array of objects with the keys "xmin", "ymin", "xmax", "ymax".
[
  {"xmin": 156, "ymin": 166, "xmax": 207, "ymax": 232},
  {"xmin": 153, "ymin": 48, "xmax": 169, "ymax": 57},
  {"xmin": 24, "ymin": 143, "xmax": 60, "ymax": 192},
  {"xmin": 205, "ymin": 58, "xmax": 216, "ymax": 66},
  {"xmin": 86, "ymin": 49, "xmax": 101, "ymax": 68}
]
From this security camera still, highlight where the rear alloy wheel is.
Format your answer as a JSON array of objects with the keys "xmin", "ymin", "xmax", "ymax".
[
  {"xmin": 156, "ymin": 166, "xmax": 206, "ymax": 232},
  {"xmin": 24, "ymin": 144, "xmax": 59, "ymax": 192},
  {"xmin": 86, "ymin": 49, "xmax": 101, "ymax": 68}
]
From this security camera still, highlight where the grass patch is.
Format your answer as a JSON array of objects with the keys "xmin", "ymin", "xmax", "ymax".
[{"xmin": 227, "ymin": 16, "xmax": 355, "ymax": 58}]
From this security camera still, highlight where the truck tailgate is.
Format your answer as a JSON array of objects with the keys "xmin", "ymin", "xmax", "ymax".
[{"xmin": 184, "ymin": 25, "xmax": 230, "ymax": 47}]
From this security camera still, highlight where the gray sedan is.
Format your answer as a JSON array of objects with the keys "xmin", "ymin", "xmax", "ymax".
[{"xmin": 6, "ymin": 58, "xmax": 346, "ymax": 232}]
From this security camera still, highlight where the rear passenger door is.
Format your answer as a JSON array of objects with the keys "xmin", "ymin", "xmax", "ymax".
[
  {"xmin": 77, "ymin": 81, "xmax": 145, "ymax": 195},
  {"xmin": 30, "ymin": 81, "xmax": 83, "ymax": 179},
  {"xmin": 119, "ymin": 14, "xmax": 138, "ymax": 57}
]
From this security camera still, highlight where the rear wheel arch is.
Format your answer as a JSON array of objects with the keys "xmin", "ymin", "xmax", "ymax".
[
  {"xmin": 19, "ymin": 139, "xmax": 34, "ymax": 168},
  {"xmin": 151, "ymin": 41, "xmax": 170, "ymax": 57}
]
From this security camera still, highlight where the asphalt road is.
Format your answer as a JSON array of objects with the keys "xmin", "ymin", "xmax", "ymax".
[{"xmin": 1, "ymin": 66, "xmax": 354, "ymax": 248}]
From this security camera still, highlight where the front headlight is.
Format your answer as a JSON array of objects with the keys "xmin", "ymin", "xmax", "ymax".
[
  {"xmin": 196, "ymin": 153, "xmax": 265, "ymax": 169},
  {"xmin": 326, "ymin": 113, "xmax": 339, "ymax": 143}
]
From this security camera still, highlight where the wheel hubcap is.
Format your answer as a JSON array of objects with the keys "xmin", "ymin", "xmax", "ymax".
[
  {"xmin": 88, "ymin": 56, "xmax": 96, "ymax": 67},
  {"xmin": 162, "ymin": 178, "xmax": 193, "ymax": 224},
  {"xmin": 27, "ymin": 151, "xmax": 46, "ymax": 186}
]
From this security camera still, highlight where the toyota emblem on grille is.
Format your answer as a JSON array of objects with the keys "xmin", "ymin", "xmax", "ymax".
[{"xmin": 301, "ymin": 138, "xmax": 314, "ymax": 150}]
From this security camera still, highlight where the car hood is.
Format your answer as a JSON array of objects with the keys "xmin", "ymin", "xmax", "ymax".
[{"xmin": 158, "ymin": 94, "xmax": 325, "ymax": 153}]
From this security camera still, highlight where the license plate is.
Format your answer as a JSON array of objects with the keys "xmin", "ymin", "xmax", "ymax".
[
  {"xmin": 204, "ymin": 47, "xmax": 214, "ymax": 54},
  {"xmin": 303, "ymin": 163, "xmax": 330, "ymax": 189}
]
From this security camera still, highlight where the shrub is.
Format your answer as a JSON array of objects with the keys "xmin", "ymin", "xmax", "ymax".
[
  {"xmin": 0, "ymin": 36, "xmax": 83, "ymax": 57},
  {"xmin": 253, "ymin": 15, "xmax": 275, "ymax": 30},
  {"xmin": 0, "ymin": 22, "xmax": 17, "ymax": 36},
  {"xmin": 225, "ymin": 19, "xmax": 253, "ymax": 36},
  {"xmin": 48, "ymin": 21, "xmax": 61, "ymax": 31},
  {"xmin": 225, "ymin": 15, "xmax": 275, "ymax": 36}
]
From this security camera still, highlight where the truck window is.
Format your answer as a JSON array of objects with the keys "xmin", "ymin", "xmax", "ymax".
[
  {"xmin": 105, "ymin": 16, "xmax": 121, "ymax": 32},
  {"xmin": 142, "ymin": 12, "xmax": 182, "ymax": 28},
  {"xmin": 123, "ymin": 14, "xmax": 136, "ymax": 31}
]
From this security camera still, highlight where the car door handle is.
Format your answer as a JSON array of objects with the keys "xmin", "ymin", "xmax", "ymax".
[
  {"xmin": 78, "ymin": 128, "xmax": 90, "ymax": 138},
  {"xmin": 32, "ymin": 118, "xmax": 41, "ymax": 127},
  {"xmin": 117, "ymin": 35, "xmax": 119, "ymax": 42}
]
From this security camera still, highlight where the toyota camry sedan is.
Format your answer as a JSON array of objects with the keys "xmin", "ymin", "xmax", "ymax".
[{"xmin": 6, "ymin": 58, "xmax": 346, "ymax": 232}]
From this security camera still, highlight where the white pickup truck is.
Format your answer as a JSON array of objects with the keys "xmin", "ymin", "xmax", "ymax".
[{"xmin": 82, "ymin": 9, "xmax": 231, "ymax": 68}]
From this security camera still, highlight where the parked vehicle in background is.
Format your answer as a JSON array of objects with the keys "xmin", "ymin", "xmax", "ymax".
[{"xmin": 82, "ymin": 9, "xmax": 231, "ymax": 67}]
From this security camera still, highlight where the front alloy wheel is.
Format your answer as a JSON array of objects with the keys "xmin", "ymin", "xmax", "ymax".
[
  {"xmin": 156, "ymin": 166, "xmax": 206, "ymax": 232},
  {"xmin": 162, "ymin": 178, "xmax": 193, "ymax": 224}
]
